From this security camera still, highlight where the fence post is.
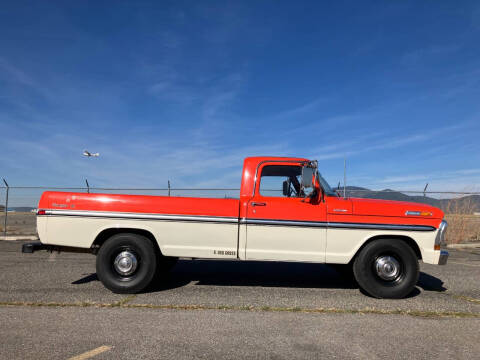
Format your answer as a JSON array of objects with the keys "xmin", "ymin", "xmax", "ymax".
[
  {"xmin": 168, "ymin": 180, "xmax": 171, "ymax": 197},
  {"xmin": 2, "ymin": 178, "xmax": 9, "ymax": 237},
  {"xmin": 85, "ymin": 179, "xmax": 90, "ymax": 193}
]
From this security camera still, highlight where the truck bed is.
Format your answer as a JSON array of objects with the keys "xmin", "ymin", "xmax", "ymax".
[
  {"xmin": 37, "ymin": 192, "xmax": 241, "ymax": 258},
  {"xmin": 39, "ymin": 191, "xmax": 240, "ymax": 218}
]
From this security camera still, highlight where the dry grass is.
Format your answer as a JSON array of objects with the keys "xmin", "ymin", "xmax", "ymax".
[
  {"xmin": 443, "ymin": 197, "xmax": 480, "ymax": 244},
  {"xmin": 444, "ymin": 214, "xmax": 480, "ymax": 244},
  {"xmin": 0, "ymin": 300, "xmax": 478, "ymax": 318},
  {"xmin": 0, "ymin": 212, "xmax": 36, "ymax": 236}
]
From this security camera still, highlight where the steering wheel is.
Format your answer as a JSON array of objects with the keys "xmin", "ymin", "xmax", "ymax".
[{"xmin": 289, "ymin": 179, "xmax": 298, "ymax": 197}]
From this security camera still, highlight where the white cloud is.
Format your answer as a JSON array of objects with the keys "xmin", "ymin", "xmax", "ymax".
[
  {"xmin": 0, "ymin": 57, "xmax": 55, "ymax": 100},
  {"xmin": 401, "ymin": 44, "xmax": 460, "ymax": 66}
]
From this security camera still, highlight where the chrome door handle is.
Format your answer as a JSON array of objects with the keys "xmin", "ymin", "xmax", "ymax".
[{"xmin": 251, "ymin": 202, "xmax": 266, "ymax": 207}]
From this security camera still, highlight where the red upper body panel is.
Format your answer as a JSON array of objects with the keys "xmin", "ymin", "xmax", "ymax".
[
  {"xmin": 38, "ymin": 156, "xmax": 444, "ymax": 228},
  {"xmin": 326, "ymin": 196, "xmax": 443, "ymax": 228},
  {"xmin": 39, "ymin": 192, "xmax": 240, "ymax": 218},
  {"xmin": 350, "ymin": 197, "xmax": 442, "ymax": 218}
]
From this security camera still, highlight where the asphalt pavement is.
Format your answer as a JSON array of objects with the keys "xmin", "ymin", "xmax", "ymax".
[{"xmin": 0, "ymin": 240, "xmax": 479, "ymax": 359}]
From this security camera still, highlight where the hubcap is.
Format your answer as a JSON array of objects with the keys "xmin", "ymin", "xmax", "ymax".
[
  {"xmin": 374, "ymin": 256, "xmax": 401, "ymax": 281},
  {"xmin": 113, "ymin": 251, "xmax": 138, "ymax": 276}
]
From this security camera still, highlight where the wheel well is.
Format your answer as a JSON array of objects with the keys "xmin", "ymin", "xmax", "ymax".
[
  {"xmin": 92, "ymin": 228, "xmax": 161, "ymax": 255},
  {"xmin": 352, "ymin": 235, "xmax": 422, "ymax": 263}
]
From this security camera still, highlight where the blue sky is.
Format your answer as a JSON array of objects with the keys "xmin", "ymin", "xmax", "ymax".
[{"xmin": 1, "ymin": 1, "xmax": 480, "ymax": 195}]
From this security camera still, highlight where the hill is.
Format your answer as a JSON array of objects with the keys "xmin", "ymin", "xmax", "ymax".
[{"xmin": 9, "ymin": 207, "xmax": 36, "ymax": 212}]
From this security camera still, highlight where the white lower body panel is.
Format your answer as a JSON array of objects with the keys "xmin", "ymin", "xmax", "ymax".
[
  {"xmin": 326, "ymin": 228, "xmax": 441, "ymax": 264},
  {"xmin": 38, "ymin": 214, "xmax": 441, "ymax": 264},
  {"xmin": 245, "ymin": 225, "xmax": 326, "ymax": 262},
  {"xmin": 41, "ymin": 215, "xmax": 239, "ymax": 259}
]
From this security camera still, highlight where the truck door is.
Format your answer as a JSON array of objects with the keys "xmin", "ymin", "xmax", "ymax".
[{"xmin": 244, "ymin": 162, "xmax": 327, "ymax": 262}]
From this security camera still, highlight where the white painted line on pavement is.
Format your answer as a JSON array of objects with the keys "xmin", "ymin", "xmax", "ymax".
[
  {"xmin": 448, "ymin": 261, "xmax": 480, "ymax": 267},
  {"xmin": 67, "ymin": 345, "xmax": 112, "ymax": 360}
]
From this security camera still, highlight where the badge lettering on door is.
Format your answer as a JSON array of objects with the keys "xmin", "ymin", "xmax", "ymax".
[{"xmin": 214, "ymin": 250, "xmax": 236, "ymax": 256}]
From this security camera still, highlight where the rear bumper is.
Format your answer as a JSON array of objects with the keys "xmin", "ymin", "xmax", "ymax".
[
  {"xmin": 22, "ymin": 241, "xmax": 92, "ymax": 254},
  {"xmin": 22, "ymin": 241, "xmax": 50, "ymax": 253},
  {"xmin": 438, "ymin": 250, "xmax": 449, "ymax": 265}
]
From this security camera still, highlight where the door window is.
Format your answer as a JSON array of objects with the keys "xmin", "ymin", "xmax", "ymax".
[{"xmin": 259, "ymin": 165, "xmax": 311, "ymax": 198}]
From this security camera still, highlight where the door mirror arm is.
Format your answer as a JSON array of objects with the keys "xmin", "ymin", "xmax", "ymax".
[{"xmin": 300, "ymin": 186, "xmax": 322, "ymax": 203}]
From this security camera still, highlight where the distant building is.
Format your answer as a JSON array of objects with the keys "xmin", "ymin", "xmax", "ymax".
[{"xmin": 474, "ymin": 212, "xmax": 480, "ymax": 216}]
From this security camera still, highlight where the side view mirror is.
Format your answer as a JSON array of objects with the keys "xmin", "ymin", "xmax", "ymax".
[
  {"xmin": 301, "ymin": 161, "xmax": 320, "ymax": 198},
  {"xmin": 301, "ymin": 166, "xmax": 315, "ymax": 189}
]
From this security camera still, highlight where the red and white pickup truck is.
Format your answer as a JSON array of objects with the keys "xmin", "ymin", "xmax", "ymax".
[{"xmin": 23, "ymin": 156, "xmax": 448, "ymax": 298}]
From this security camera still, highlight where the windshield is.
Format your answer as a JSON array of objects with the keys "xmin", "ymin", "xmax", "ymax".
[{"xmin": 317, "ymin": 171, "xmax": 337, "ymax": 196}]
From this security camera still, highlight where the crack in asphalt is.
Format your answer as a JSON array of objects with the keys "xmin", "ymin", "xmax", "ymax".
[
  {"xmin": 0, "ymin": 301, "xmax": 479, "ymax": 319},
  {"xmin": 114, "ymin": 295, "xmax": 137, "ymax": 306},
  {"xmin": 450, "ymin": 295, "xmax": 480, "ymax": 304}
]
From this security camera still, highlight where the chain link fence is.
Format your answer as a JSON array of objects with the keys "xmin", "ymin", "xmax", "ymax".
[{"xmin": 1, "ymin": 184, "xmax": 479, "ymax": 244}]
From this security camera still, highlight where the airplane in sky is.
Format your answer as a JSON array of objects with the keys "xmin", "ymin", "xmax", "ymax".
[{"xmin": 83, "ymin": 150, "xmax": 100, "ymax": 157}]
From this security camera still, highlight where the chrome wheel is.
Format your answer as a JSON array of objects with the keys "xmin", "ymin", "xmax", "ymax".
[
  {"xmin": 374, "ymin": 255, "xmax": 401, "ymax": 281},
  {"xmin": 113, "ymin": 250, "xmax": 138, "ymax": 276}
]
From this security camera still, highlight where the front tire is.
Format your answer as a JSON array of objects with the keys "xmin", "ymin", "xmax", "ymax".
[
  {"xmin": 96, "ymin": 233, "xmax": 157, "ymax": 294},
  {"xmin": 353, "ymin": 239, "xmax": 419, "ymax": 299}
]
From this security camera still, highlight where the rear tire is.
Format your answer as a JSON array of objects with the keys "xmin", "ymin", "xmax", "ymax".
[
  {"xmin": 353, "ymin": 239, "xmax": 419, "ymax": 299},
  {"xmin": 96, "ymin": 233, "xmax": 157, "ymax": 294}
]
